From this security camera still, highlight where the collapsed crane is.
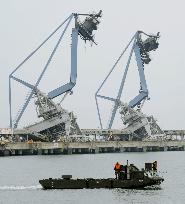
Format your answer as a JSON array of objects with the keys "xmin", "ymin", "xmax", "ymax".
[
  {"xmin": 95, "ymin": 31, "xmax": 164, "ymax": 140},
  {"xmin": 9, "ymin": 11, "xmax": 102, "ymax": 141}
]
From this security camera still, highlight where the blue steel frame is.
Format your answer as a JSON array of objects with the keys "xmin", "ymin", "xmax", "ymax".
[
  {"xmin": 95, "ymin": 31, "xmax": 149, "ymax": 129},
  {"xmin": 9, "ymin": 14, "xmax": 79, "ymax": 128}
]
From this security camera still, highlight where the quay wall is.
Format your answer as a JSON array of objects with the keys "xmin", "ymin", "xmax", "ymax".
[{"xmin": 0, "ymin": 140, "xmax": 185, "ymax": 156}]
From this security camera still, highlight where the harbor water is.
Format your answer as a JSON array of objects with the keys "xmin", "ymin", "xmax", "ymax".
[{"xmin": 0, "ymin": 151, "xmax": 185, "ymax": 204}]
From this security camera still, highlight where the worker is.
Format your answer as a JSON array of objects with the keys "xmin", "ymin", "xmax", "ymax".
[
  {"xmin": 114, "ymin": 162, "xmax": 121, "ymax": 179},
  {"xmin": 153, "ymin": 161, "xmax": 157, "ymax": 171}
]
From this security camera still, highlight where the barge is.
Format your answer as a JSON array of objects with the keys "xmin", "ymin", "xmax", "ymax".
[{"xmin": 39, "ymin": 162, "xmax": 164, "ymax": 189}]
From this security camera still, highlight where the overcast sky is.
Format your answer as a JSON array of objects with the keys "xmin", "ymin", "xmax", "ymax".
[{"xmin": 0, "ymin": 0, "xmax": 185, "ymax": 130}]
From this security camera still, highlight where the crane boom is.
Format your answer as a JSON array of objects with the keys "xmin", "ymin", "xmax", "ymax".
[{"xmin": 47, "ymin": 28, "xmax": 78, "ymax": 99}]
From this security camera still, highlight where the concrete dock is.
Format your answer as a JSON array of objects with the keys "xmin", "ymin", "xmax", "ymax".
[{"xmin": 1, "ymin": 140, "xmax": 185, "ymax": 156}]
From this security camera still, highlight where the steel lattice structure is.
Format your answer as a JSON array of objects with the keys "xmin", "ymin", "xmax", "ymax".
[{"xmin": 95, "ymin": 31, "xmax": 160, "ymax": 129}]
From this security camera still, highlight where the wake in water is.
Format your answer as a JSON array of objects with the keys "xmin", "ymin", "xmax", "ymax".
[{"xmin": 0, "ymin": 185, "xmax": 42, "ymax": 191}]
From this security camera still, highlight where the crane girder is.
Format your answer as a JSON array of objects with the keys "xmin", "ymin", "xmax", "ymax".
[{"xmin": 47, "ymin": 28, "xmax": 78, "ymax": 99}]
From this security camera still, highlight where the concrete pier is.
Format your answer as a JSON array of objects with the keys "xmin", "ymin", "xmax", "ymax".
[
  {"xmin": 142, "ymin": 146, "xmax": 147, "ymax": 152},
  {"xmin": 0, "ymin": 140, "xmax": 185, "ymax": 156},
  {"xmin": 43, "ymin": 149, "xmax": 48, "ymax": 155},
  {"xmin": 164, "ymin": 146, "xmax": 168, "ymax": 151},
  {"xmin": 11, "ymin": 149, "xmax": 16, "ymax": 156},
  {"xmin": 67, "ymin": 148, "xmax": 72, "ymax": 155},
  {"xmin": 94, "ymin": 147, "xmax": 99, "ymax": 154},
  {"xmin": 37, "ymin": 149, "xmax": 42, "ymax": 155},
  {"xmin": 29, "ymin": 149, "xmax": 34, "ymax": 155},
  {"xmin": 120, "ymin": 147, "xmax": 126, "ymax": 153},
  {"xmin": 3, "ymin": 149, "xmax": 11, "ymax": 156},
  {"xmin": 18, "ymin": 150, "xmax": 22, "ymax": 155},
  {"xmin": 49, "ymin": 149, "xmax": 54, "ymax": 155}
]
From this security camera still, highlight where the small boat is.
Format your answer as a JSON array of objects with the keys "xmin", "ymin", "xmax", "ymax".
[{"xmin": 39, "ymin": 162, "xmax": 164, "ymax": 189}]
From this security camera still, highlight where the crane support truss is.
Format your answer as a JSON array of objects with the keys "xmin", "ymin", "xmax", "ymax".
[{"xmin": 95, "ymin": 31, "xmax": 159, "ymax": 129}]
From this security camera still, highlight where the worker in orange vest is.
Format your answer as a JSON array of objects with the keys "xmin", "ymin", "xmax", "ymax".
[{"xmin": 114, "ymin": 162, "xmax": 121, "ymax": 179}]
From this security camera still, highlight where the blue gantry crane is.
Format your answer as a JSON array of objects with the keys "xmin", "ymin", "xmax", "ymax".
[
  {"xmin": 95, "ymin": 31, "xmax": 160, "ymax": 130},
  {"xmin": 9, "ymin": 11, "xmax": 102, "ymax": 137}
]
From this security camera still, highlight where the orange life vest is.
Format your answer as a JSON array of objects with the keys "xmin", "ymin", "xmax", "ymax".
[{"xmin": 114, "ymin": 163, "xmax": 121, "ymax": 170}]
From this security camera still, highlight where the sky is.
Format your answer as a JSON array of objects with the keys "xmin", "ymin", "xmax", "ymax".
[{"xmin": 0, "ymin": 0, "xmax": 185, "ymax": 130}]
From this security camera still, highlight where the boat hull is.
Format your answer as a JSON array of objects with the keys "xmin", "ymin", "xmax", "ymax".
[{"xmin": 39, "ymin": 176, "xmax": 164, "ymax": 189}]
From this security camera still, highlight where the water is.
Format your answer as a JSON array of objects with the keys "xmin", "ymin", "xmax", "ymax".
[{"xmin": 0, "ymin": 151, "xmax": 185, "ymax": 204}]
